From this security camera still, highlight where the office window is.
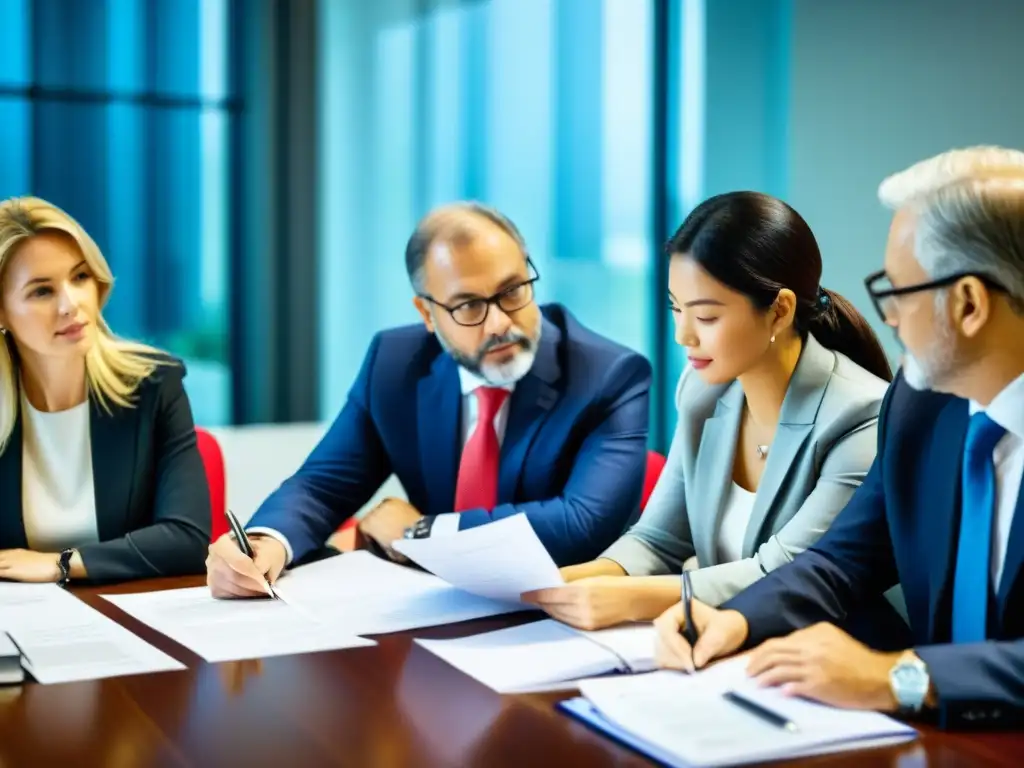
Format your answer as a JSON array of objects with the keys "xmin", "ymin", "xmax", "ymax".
[
  {"xmin": 663, "ymin": 0, "xmax": 792, "ymax": 396},
  {"xmin": 0, "ymin": 0, "xmax": 235, "ymax": 426},
  {"xmin": 319, "ymin": 0, "xmax": 654, "ymax": 418}
]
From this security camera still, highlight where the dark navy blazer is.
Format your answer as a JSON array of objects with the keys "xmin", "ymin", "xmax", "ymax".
[
  {"xmin": 726, "ymin": 371, "xmax": 1024, "ymax": 729},
  {"xmin": 247, "ymin": 304, "xmax": 652, "ymax": 566}
]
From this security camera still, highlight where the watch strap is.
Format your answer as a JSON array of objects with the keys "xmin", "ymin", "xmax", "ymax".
[
  {"xmin": 404, "ymin": 516, "xmax": 435, "ymax": 540},
  {"xmin": 890, "ymin": 654, "xmax": 929, "ymax": 713},
  {"xmin": 57, "ymin": 548, "xmax": 74, "ymax": 587}
]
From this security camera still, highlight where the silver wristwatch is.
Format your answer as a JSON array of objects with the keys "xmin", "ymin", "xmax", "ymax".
[{"xmin": 889, "ymin": 654, "xmax": 930, "ymax": 713}]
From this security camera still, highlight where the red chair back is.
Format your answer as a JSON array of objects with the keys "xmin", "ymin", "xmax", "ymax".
[
  {"xmin": 640, "ymin": 450, "xmax": 667, "ymax": 512},
  {"xmin": 196, "ymin": 427, "xmax": 228, "ymax": 541}
]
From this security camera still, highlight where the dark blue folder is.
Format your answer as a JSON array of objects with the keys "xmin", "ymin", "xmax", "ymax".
[{"xmin": 558, "ymin": 697, "xmax": 687, "ymax": 768}]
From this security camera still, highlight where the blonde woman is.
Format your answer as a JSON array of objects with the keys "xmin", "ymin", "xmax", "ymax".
[{"xmin": 0, "ymin": 197, "xmax": 210, "ymax": 584}]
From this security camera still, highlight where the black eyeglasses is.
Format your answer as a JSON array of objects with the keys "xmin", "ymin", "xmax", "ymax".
[
  {"xmin": 419, "ymin": 260, "xmax": 540, "ymax": 327},
  {"xmin": 864, "ymin": 269, "xmax": 1005, "ymax": 324}
]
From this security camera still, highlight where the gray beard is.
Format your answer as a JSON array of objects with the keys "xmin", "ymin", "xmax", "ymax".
[
  {"xmin": 902, "ymin": 321, "xmax": 958, "ymax": 392},
  {"xmin": 434, "ymin": 317, "xmax": 542, "ymax": 387}
]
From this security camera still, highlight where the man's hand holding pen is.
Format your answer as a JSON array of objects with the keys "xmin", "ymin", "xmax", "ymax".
[{"xmin": 655, "ymin": 587, "xmax": 913, "ymax": 712}]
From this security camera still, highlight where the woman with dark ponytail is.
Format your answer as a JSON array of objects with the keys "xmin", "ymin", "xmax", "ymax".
[{"xmin": 525, "ymin": 191, "xmax": 897, "ymax": 630}]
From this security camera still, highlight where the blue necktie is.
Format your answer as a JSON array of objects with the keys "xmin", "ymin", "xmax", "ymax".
[{"xmin": 951, "ymin": 412, "xmax": 1006, "ymax": 643}]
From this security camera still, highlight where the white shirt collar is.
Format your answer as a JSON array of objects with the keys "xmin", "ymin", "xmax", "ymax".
[
  {"xmin": 458, "ymin": 367, "xmax": 515, "ymax": 396},
  {"xmin": 969, "ymin": 373, "xmax": 1024, "ymax": 440}
]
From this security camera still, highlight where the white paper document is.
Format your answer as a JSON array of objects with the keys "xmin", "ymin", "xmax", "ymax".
[
  {"xmin": 272, "ymin": 551, "xmax": 524, "ymax": 635},
  {"xmin": 392, "ymin": 513, "xmax": 563, "ymax": 602},
  {"xmin": 416, "ymin": 618, "xmax": 657, "ymax": 693},
  {"xmin": 0, "ymin": 583, "xmax": 184, "ymax": 685},
  {"xmin": 103, "ymin": 551, "xmax": 525, "ymax": 663},
  {"xmin": 104, "ymin": 587, "xmax": 376, "ymax": 663},
  {"xmin": 575, "ymin": 659, "xmax": 917, "ymax": 767}
]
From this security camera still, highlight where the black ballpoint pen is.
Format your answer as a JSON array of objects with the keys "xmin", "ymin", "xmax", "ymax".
[
  {"xmin": 723, "ymin": 690, "xmax": 799, "ymax": 732},
  {"xmin": 225, "ymin": 509, "xmax": 278, "ymax": 599},
  {"xmin": 680, "ymin": 570, "xmax": 699, "ymax": 648}
]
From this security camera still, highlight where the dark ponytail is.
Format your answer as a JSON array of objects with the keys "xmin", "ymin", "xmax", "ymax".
[
  {"xmin": 808, "ymin": 287, "xmax": 892, "ymax": 382},
  {"xmin": 666, "ymin": 191, "xmax": 893, "ymax": 383}
]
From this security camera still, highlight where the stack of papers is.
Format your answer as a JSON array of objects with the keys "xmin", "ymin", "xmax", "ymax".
[
  {"xmin": 102, "ymin": 515, "xmax": 566, "ymax": 667},
  {"xmin": 416, "ymin": 618, "xmax": 657, "ymax": 693},
  {"xmin": 0, "ymin": 583, "xmax": 184, "ymax": 684},
  {"xmin": 563, "ymin": 658, "xmax": 917, "ymax": 766},
  {"xmin": 104, "ymin": 550, "xmax": 530, "ymax": 663}
]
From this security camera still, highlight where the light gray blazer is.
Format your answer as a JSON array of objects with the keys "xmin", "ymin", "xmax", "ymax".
[{"xmin": 601, "ymin": 334, "xmax": 889, "ymax": 606}]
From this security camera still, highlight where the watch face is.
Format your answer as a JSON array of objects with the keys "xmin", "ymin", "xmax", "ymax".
[
  {"xmin": 895, "ymin": 665, "xmax": 927, "ymax": 689},
  {"xmin": 892, "ymin": 661, "xmax": 929, "ymax": 708}
]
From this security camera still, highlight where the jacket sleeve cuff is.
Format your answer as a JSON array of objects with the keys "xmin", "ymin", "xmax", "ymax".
[
  {"xmin": 599, "ymin": 536, "xmax": 675, "ymax": 576},
  {"xmin": 246, "ymin": 527, "xmax": 295, "ymax": 567},
  {"xmin": 429, "ymin": 513, "xmax": 461, "ymax": 537}
]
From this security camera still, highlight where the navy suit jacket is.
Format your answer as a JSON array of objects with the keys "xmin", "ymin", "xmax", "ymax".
[
  {"xmin": 247, "ymin": 304, "xmax": 652, "ymax": 566},
  {"xmin": 725, "ymin": 371, "xmax": 1024, "ymax": 729}
]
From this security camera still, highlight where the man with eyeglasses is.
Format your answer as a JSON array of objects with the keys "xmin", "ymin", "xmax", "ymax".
[
  {"xmin": 207, "ymin": 202, "xmax": 651, "ymax": 596},
  {"xmin": 652, "ymin": 146, "xmax": 1024, "ymax": 729}
]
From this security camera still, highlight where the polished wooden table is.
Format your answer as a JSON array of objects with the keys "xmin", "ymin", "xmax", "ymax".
[{"xmin": 0, "ymin": 576, "xmax": 1020, "ymax": 767}]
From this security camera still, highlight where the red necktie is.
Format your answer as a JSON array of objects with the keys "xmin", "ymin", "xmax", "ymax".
[{"xmin": 454, "ymin": 387, "xmax": 509, "ymax": 511}]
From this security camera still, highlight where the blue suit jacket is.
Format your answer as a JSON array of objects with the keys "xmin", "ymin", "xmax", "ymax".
[
  {"xmin": 725, "ymin": 371, "xmax": 1024, "ymax": 729},
  {"xmin": 248, "ymin": 304, "xmax": 652, "ymax": 566}
]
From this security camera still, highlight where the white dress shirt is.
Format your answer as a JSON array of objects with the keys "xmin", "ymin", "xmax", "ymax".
[
  {"xmin": 716, "ymin": 482, "xmax": 757, "ymax": 564},
  {"xmin": 429, "ymin": 368, "xmax": 514, "ymax": 536},
  {"xmin": 250, "ymin": 368, "xmax": 515, "ymax": 562},
  {"xmin": 20, "ymin": 392, "xmax": 100, "ymax": 552},
  {"xmin": 969, "ymin": 373, "xmax": 1024, "ymax": 589}
]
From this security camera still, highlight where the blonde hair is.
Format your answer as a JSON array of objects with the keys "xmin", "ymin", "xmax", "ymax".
[{"xmin": 0, "ymin": 196, "xmax": 170, "ymax": 453}]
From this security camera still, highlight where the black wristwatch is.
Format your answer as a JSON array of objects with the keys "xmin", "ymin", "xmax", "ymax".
[
  {"xmin": 57, "ymin": 548, "xmax": 74, "ymax": 588},
  {"xmin": 403, "ymin": 516, "xmax": 435, "ymax": 540}
]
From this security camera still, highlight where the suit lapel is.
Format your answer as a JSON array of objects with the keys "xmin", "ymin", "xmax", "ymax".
[
  {"xmin": 498, "ymin": 319, "xmax": 561, "ymax": 503},
  {"xmin": 417, "ymin": 354, "xmax": 462, "ymax": 514},
  {"xmin": 89, "ymin": 395, "xmax": 140, "ymax": 542},
  {"xmin": 692, "ymin": 382, "xmax": 744, "ymax": 567},
  {"xmin": 741, "ymin": 335, "xmax": 832, "ymax": 556},
  {"xmin": 997, "ymin": 478, "xmax": 1024, "ymax": 619},
  {"xmin": 0, "ymin": 411, "xmax": 29, "ymax": 550},
  {"xmin": 926, "ymin": 398, "xmax": 969, "ymax": 640}
]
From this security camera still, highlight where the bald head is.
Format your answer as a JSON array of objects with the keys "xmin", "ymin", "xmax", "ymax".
[{"xmin": 404, "ymin": 202, "xmax": 528, "ymax": 292}]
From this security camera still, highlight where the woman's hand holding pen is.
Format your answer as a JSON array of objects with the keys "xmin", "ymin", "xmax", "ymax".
[{"xmin": 653, "ymin": 599, "xmax": 749, "ymax": 672}]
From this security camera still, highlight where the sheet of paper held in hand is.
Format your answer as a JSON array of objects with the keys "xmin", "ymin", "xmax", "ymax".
[
  {"xmin": 270, "ymin": 550, "xmax": 525, "ymax": 635},
  {"xmin": 573, "ymin": 658, "xmax": 917, "ymax": 767},
  {"xmin": 0, "ymin": 583, "xmax": 184, "ymax": 684},
  {"xmin": 392, "ymin": 513, "xmax": 564, "ymax": 603}
]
